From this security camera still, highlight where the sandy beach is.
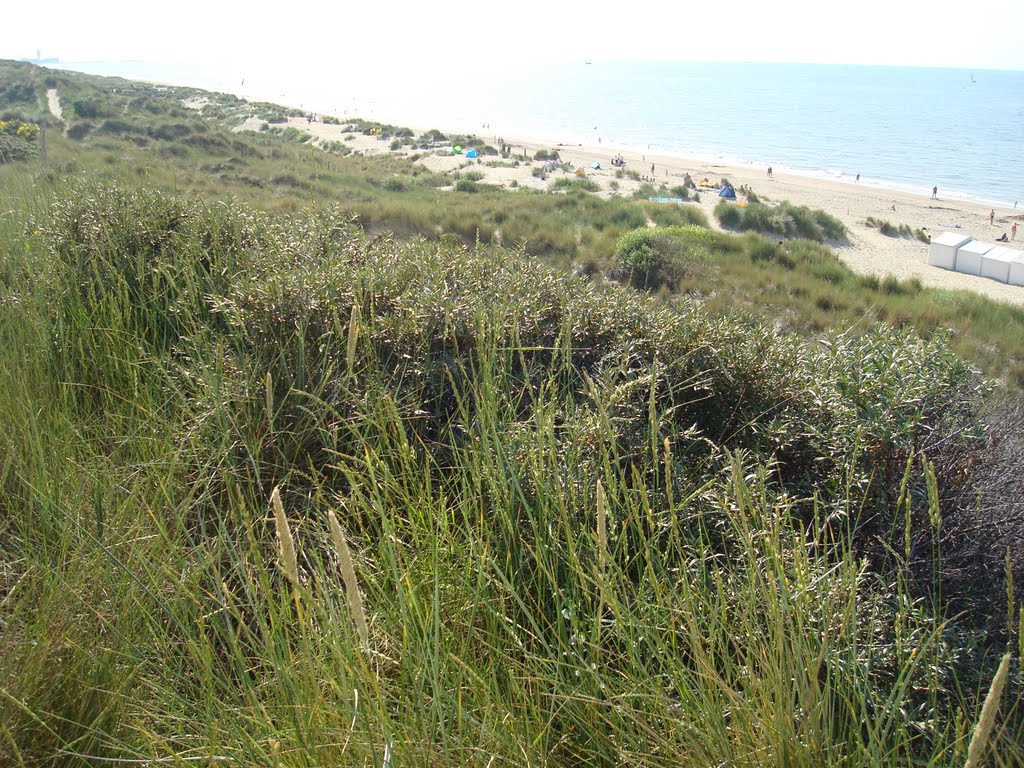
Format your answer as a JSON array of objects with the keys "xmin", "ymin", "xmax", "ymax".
[{"xmin": 234, "ymin": 112, "xmax": 1024, "ymax": 307}]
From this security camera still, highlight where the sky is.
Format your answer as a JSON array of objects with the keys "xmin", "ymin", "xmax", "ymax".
[{"xmin": 2, "ymin": 0, "xmax": 1024, "ymax": 73}]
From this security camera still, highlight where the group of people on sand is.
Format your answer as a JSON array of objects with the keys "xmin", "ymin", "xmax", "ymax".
[
  {"xmin": 610, "ymin": 154, "xmax": 626, "ymax": 168},
  {"xmin": 995, "ymin": 222, "xmax": 1017, "ymax": 242}
]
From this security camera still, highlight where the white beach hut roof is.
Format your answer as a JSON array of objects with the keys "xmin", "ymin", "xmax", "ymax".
[
  {"xmin": 979, "ymin": 245, "xmax": 1018, "ymax": 283},
  {"xmin": 1007, "ymin": 251, "xmax": 1024, "ymax": 287},
  {"xmin": 954, "ymin": 239, "xmax": 994, "ymax": 277},
  {"xmin": 927, "ymin": 232, "xmax": 971, "ymax": 271}
]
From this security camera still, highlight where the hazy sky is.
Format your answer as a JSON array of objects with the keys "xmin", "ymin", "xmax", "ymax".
[{"xmin": 2, "ymin": 0, "xmax": 1023, "ymax": 72}]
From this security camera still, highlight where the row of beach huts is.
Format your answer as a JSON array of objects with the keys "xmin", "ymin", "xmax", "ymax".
[{"xmin": 928, "ymin": 233, "xmax": 1024, "ymax": 286}]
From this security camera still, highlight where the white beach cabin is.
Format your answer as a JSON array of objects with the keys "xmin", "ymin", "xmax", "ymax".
[
  {"xmin": 980, "ymin": 245, "xmax": 1017, "ymax": 283},
  {"xmin": 928, "ymin": 232, "xmax": 971, "ymax": 270},
  {"xmin": 1008, "ymin": 252, "xmax": 1024, "ymax": 287},
  {"xmin": 954, "ymin": 239, "xmax": 993, "ymax": 277}
]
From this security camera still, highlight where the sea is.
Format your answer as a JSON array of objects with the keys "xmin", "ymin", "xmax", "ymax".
[{"xmin": 47, "ymin": 58, "xmax": 1024, "ymax": 209}]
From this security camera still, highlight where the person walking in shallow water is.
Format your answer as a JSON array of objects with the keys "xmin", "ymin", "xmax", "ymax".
[{"xmin": 932, "ymin": 186, "xmax": 938, "ymax": 199}]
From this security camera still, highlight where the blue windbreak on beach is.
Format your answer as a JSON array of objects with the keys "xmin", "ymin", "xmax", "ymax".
[{"xmin": 51, "ymin": 59, "xmax": 1024, "ymax": 207}]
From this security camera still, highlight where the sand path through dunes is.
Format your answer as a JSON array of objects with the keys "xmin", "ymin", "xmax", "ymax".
[{"xmin": 46, "ymin": 89, "xmax": 62, "ymax": 120}]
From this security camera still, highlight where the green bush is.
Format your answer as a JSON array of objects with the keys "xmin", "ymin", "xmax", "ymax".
[
  {"xmin": 717, "ymin": 200, "xmax": 846, "ymax": 242},
  {"xmin": 866, "ymin": 217, "xmax": 899, "ymax": 236},
  {"xmin": 613, "ymin": 224, "xmax": 714, "ymax": 290},
  {"xmin": 0, "ymin": 120, "xmax": 40, "ymax": 163},
  {"xmin": 0, "ymin": 132, "xmax": 38, "ymax": 163},
  {"xmin": 715, "ymin": 201, "xmax": 742, "ymax": 228},
  {"xmin": 66, "ymin": 121, "xmax": 94, "ymax": 140},
  {"xmin": 646, "ymin": 204, "xmax": 709, "ymax": 229},
  {"xmin": 551, "ymin": 176, "xmax": 600, "ymax": 193},
  {"xmin": 418, "ymin": 128, "xmax": 447, "ymax": 144}
]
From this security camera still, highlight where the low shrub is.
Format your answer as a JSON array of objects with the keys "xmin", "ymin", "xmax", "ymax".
[
  {"xmin": 66, "ymin": 121, "xmax": 94, "ymax": 140},
  {"xmin": 551, "ymin": 176, "xmax": 600, "ymax": 193},
  {"xmin": 417, "ymin": 129, "xmax": 446, "ymax": 144},
  {"xmin": 0, "ymin": 120, "xmax": 40, "ymax": 163},
  {"xmin": 717, "ymin": 200, "xmax": 847, "ymax": 242},
  {"xmin": 866, "ymin": 217, "xmax": 899, "ymax": 236},
  {"xmin": 715, "ymin": 201, "xmax": 742, "ymax": 228},
  {"xmin": 612, "ymin": 224, "xmax": 715, "ymax": 290}
]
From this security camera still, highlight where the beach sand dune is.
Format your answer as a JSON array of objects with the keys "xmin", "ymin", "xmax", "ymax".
[{"xmin": 235, "ymin": 112, "xmax": 1024, "ymax": 307}]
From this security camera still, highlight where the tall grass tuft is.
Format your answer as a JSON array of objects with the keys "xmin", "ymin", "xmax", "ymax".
[
  {"xmin": 964, "ymin": 652, "xmax": 1012, "ymax": 768},
  {"xmin": 328, "ymin": 509, "xmax": 370, "ymax": 653},
  {"xmin": 272, "ymin": 486, "xmax": 300, "ymax": 596}
]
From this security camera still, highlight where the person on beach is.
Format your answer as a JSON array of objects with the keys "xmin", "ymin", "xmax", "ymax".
[
  {"xmin": 856, "ymin": 173, "xmax": 860, "ymax": 182},
  {"xmin": 651, "ymin": 163, "xmax": 655, "ymax": 175},
  {"xmin": 1013, "ymin": 222, "xmax": 1018, "ymax": 240},
  {"xmin": 767, "ymin": 166, "xmax": 773, "ymax": 178},
  {"xmin": 990, "ymin": 209, "xmax": 995, "ymax": 225},
  {"xmin": 996, "ymin": 233, "xmax": 1009, "ymax": 243},
  {"xmin": 932, "ymin": 186, "xmax": 938, "ymax": 199}
]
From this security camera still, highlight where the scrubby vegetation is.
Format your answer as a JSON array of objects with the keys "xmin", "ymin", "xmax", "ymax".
[
  {"xmin": 1, "ymin": 61, "xmax": 1023, "ymax": 766},
  {"xmin": 716, "ymin": 199, "xmax": 848, "ymax": 242},
  {"xmin": 551, "ymin": 175, "xmax": 601, "ymax": 193},
  {"xmin": 866, "ymin": 216, "xmax": 931, "ymax": 242},
  {"xmin": 0, "ymin": 118, "xmax": 40, "ymax": 162}
]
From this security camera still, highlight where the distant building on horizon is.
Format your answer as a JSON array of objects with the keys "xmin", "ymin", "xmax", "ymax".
[{"xmin": 20, "ymin": 50, "xmax": 60, "ymax": 65}]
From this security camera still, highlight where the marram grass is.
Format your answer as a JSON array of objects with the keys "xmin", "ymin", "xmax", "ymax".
[{"xmin": 0, "ymin": 133, "xmax": 1022, "ymax": 766}]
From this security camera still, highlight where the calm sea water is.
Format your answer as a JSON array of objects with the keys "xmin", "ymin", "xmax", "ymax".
[{"xmin": 51, "ymin": 59, "xmax": 1024, "ymax": 208}]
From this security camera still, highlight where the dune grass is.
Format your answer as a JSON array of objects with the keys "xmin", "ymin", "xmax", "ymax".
[
  {"xmin": 0, "ymin": 181, "xmax": 1021, "ymax": 765},
  {"xmin": 4, "ymin": 59, "xmax": 1022, "ymax": 387},
  {"xmin": 0, "ymin": 65, "xmax": 1023, "ymax": 765}
]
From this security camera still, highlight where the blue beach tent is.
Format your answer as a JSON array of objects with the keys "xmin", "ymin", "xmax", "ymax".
[
  {"xmin": 465, "ymin": 148, "xmax": 478, "ymax": 158},
  {"xmin": 718, "ymin": 183, "xmax": 736, "ymax": 200}
]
